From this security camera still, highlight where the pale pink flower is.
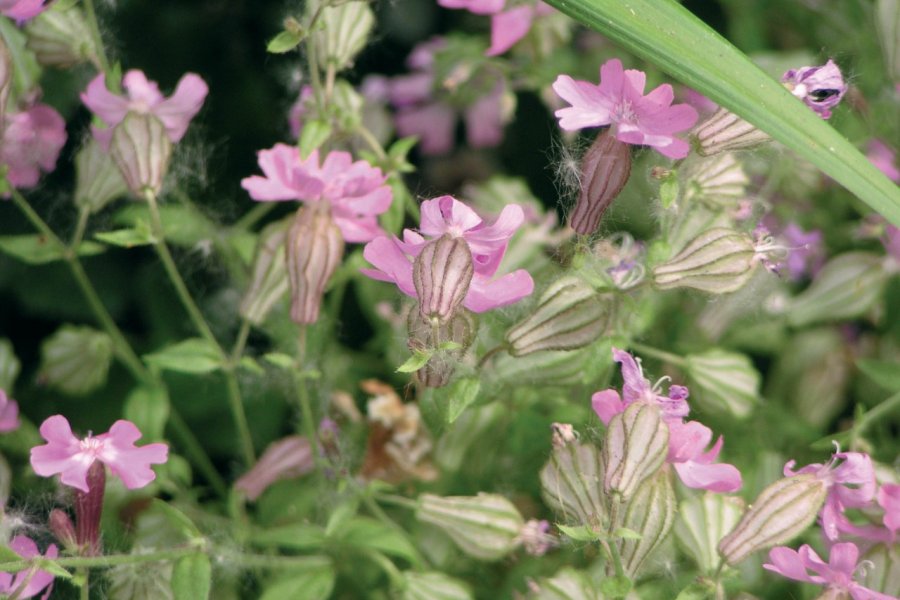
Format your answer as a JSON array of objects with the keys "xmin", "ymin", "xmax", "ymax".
[
  {"xmin": 241, "ymin": 145, "xmax": 391, "ymax": 243},
  {"xmin": 780, "ymin": 222, "xmax": 825, "ymax": 280},
  {"xmin": 517, "ymin": 519, "xmax": 555, "ymax": 556},
  {"xmin": 30, "ymin": 415, "xmax": 168, "ymax": 493},
  {"xmin": 288, "ymin": 86, "xmax": 314, "ymax": 139},
  {"xmin": 0, "ymin": 0, "xmax": 46, "ymax": 22},
  {"xmin": 437, "ymin": 0, "xmax": 553, "ymax": 56},
  {"xmin": 81, "ymin": 70, "xmax": 208, "ymax": 149},
  {"xmin": 782, "ymin": 59, "xmax": 847, "ymax": 120},
  {"xmin": 362, "ymin": 195, "xmax": 534, "ymax": 312},
  {"xmin": 835, "ymin": 483, "xmax": 900, "ymax": 545},
  {"xmin": 0, "ymin": 104, "xmax": 67, "ymax": 190},
  {"xmin": 764, "ymin": 542, "xmax": 894, "ymax": 600},
  {"xmin": 0, "ymin": 388, "xmax": 20, "ymax": 432},
  {"xmin": 0, "ymin": 536, "xmax": 58, "ymax": 599},
  {"xmin": 867, "ymin": 140, "xmax": 899, "ymax": 183},
  {"xmin": 235, "ymin": 436, "xmax": 314, "ymax": 501},
  {"xmin": 784, "ymin": 451, "xmax": 876, "ymax": 541},
  {"xmin": 552, "ymin": 59, "xmax": 699, "ymax": 159}
]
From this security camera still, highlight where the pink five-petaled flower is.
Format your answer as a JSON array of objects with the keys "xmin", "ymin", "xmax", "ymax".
[
  {"xmin": 0, "ymin": 388, "xmax": 20, "ymax": 432},
  {"xmin": 782, "ymin": 59, "xmax": 847, "ymax": 120},
  {"xmin": 0, "ymin": 535, "xmax": 58, "ymax": 599},
  {"xmin": 0, "ymin": 0, "xmax": 46, "ymax": 22},
  {"xmin": 764, "ymin": 542, "xmax": 894, "ymax": 600},
  {"xmin": 30, "ymin": 415, "xmax": 168, "ymax": 493},
  {"xmin": 241, "ymin": 145, "xmax": 392, "ymax": 243},
  {"xmin": 437, "ymin": 0, "xmax": 553, "ymax": 56},
  {"xmin": 552, "ymin": 59, "xmax": 699, "ymax": 159},
  {"xmin": 0, "ymin": 104, "xmax": 67, "ymax": 191},
  {"xmin": 592, "ymin": 348, "xmax": 742, "ymax": 493},
  {"xmin": 362, "ymin": 195, "xmax": 534, "ymax": 312},
  {"xmin": 81, "ymin": 69, "xmax": 208, "ymax": 149},
  {"xmin": 784, "ymin": 450, "xmax": 876, "ymax": 542}
]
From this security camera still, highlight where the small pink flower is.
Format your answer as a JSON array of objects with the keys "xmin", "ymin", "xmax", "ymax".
[
  {"xmin": 867, "ymin": 140, "xmax": 899, "ymax": 183},
  {"xmin": 782, "ymin": 59, "xmax": 847, "ymax": 120},
  {"xmin": 234, "ymin": 436, "xmax": 314, "ymax": 501},
  {"xmin": 81, "ymin": 70, "xmax": 208, "ymax": 149},
  {"xmin": 552, "ymin": 59, "xmax": 699, "ymax": 159},
  {"xmin": 362, "ymin": 195, "xmax": 534, "ymax": 312},
  {"xmin": 241, "ymin": 145, "xmax": 392, "ymax": 243},
  {"xmin": 0, "ymin": 535, "xmax": 58, "ymax": 599},
  {"xmin": 835, "ymin": 482, "xmax": 900, "ymax": 545},
  {"xmin": 437, "ymin": 0, "xmax": 552, "ymax": 56},
  {"xmin": 0, "ymin": 104, "xmax": 67, "ymax": 190},
  {"xmin": 0, "ymin": 388, "xmax": 20, "ymax": 432},
  {"xmin": 780, "ymin": 222, "xmax": 825, "ymax": 280},
  {"xmin": 764, "ymin": 542, "xmax": 894, "ymax": 600},
  {"xmin": 30, "ymin": 415, "xmax": 168, "ymax": 493},
  {"xmin": 0, "ymin": 0, "xmax": 46, "ymax": 22}
]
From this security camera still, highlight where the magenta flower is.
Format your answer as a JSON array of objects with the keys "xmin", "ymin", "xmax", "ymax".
[
  {"xmin": 0, "ymin": 104, "xmax": 67, "ymax": 190},
  {"xmin": 784, "ymin": 451, "xmax": 876, "ymax": 541},
  {"xmin": 867, "ymin": 140, "xmax": 899, "ymax": 183},
  {"xmin": 234, "ymin": 435, "xmax": 314, "ymax": 501},
  {"xmin": 30, "ymin": 415, "xmax": 168, "ymax": 493},
  {"xmin": 0, "ymin": 536, "xmax": 58, "ymax": 599},
  {"xmin": 437, "ymin": 0, "xmax": 552, "ymax": 56},
  {"xmin": 362, "ymin": 195, "xmax": 534, "ymax": 312},
  {"xmin": 835, "ymin": 483, "xmax": 900, "ymax": 545},
  {"xmin": 81, "ymin": 69, "xmax": 208, "ymax": 149},
  {"xmin": 764, "ymin": 542, "xmax": 894, "ymax": 600},
  {"xmin": 0, "ymin": 0, "xmax": 46, "ymax": 22},
  {"xmin": 552, "ymin": 59, "xmax": 699, "ymax": 159},
  {"xmin": 241, "ymin": 145, "xmax": 391, "ymax": 243},
  {"xmin": 0, "ymin": 388, "xmax": 20, "ymax": 432},
  {"xmin": 591, "ymin": 347, "xmax": 689, "ymax": 423},
  {"xmin": 782, "ymin": 59, "xmax": 847, "ymax": 120}
]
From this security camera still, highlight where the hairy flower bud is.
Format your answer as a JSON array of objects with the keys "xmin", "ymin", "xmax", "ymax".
[
  {"xmin": 693, "ymin": 107, "xmax": 771, "ymax": 156},
  {"xmin": 49, "ymin": 509, "xmax": 77, "ymax": 552},
  {"xmin": 38, "ymin": 325, "xmax": 113, "ymax": 396},
  {"xmin": 414, "ymin": 234, "xmax": 474, "ymax": 323},
  {"xmin": 239, "ymin": 218, "xmax": 290, "ymax": 326},
  {"xmin": 618, "ymin": 470, "xmax": 676, "ymax": 577},
  {"xmin": 310, "ymin": 0, "xmax": 375, "ymax": 72},
  {"xmin": 685, "ymin": 349, "xmax": 761, "ymax": 419},
  {"xmin": 109, "ymin": 113, "xmax": 172, "ymax": 197},
  {"xmin": 25, "ymin": 5, "xmax": 99, "ymax": 68},
  {"xmin": 407, "ymin": 308, "xmax": 476, "ymax": 388},
  {"xmin": 602, "ymin": 403, "xmax": 669, "ymax": 502},
  {"xmin": 674, "ymin": 492, "xmax": 745, "ymax": 573},
  {"xmin": 718, "ymin": 474, "xmax": 828, "ymax": 565},
  {"xmin": 506, "ymin": 277, "xmax": 610, "ymax": 357},
  {"xmin": 653, "ymin": 228, "xmax": 759, "ymax": 294},
  {"xmin": 286, "ymin": 206, "xmax": 344, "ymax": 324},
  {"xmin": 74, "ymin": 138, "xmax": 128, "ymax": 213},
  {"xmin": 541, "ymin": 442, "xmax": 607, "ymax": 527},
  {"xmin": 569, "ymin": 130, "xmax": 632, "ymax": 235},
  {"xmin": 417, "ymin": 493, "xmax": 525, "ymax": 561},
  {"xmin": 403, "ymin": 572, "xmax": 473, "ymax": 600}
]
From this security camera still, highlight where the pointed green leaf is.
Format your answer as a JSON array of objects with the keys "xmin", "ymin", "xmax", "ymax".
[
  {"xmin": 396, "ymin": 349, "xmax": 433, "ymax": 373},
  {"xmin": 0, "ymin": 235, "xmax": 104, "ymax": 264},
  {"xmin": 171, "ymin": 554, "xmax": 211, "ymax": 600},
  {"xmin": 267, "ymin": 30, "xmax": 303, "ymax": 54},
  {"xmin": 144, "ymin": 338, "xmax": 222, "ymax": 374},
  {"xmin": 857, "ymin": 359, "xmax": 900, "ymax": 392}
]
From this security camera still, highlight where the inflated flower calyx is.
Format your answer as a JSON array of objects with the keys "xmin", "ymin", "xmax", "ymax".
[
  {"xmin": 540, "ymin": 440, "xmax": 607, "ymax": 527},
  {"xmin": 407, "ymin": 307, "xmax": 476, "ymax": 388},
  {"xmin": 493, "ymin": 347, "xmax": 590, "ymax": 386},
  {"xmin": 506, "ymin": 276, "xmax": 610, "ymax": 357},
  {"xmin": 717, "ymin": 473, "xmax": 828, "ymax": 565},
  {"xmin": 109, "ymin": 113, "xmax": 172, "ymax": 197},
  {"xmin": 74, "ymin": 138, "xmax": 128, "ymax": 214},
  {"xmin": 674, "ymin": 492, "xmax": 745, "ymax": 573},
  {"xmin": 602, "ymin": 403, "xmax": 669, "ymax": 502},
  {"xmin": 25, "ymin": 5, "xmax": 100, "ymax": 68},
  {"xmin": 616, "ymin": 469, "xmax": 676, "ymax": 577},
  {"xmin": 309, "ymin": 0, "xmax": 375, "ymax": 72},
  {"xmin": 685, "ymin": 348, "xmax": 761, "ymax": 419},
  {"xmin": 416, "ymin": 493, "xmax": 525, "ymax": 561},
  {"xmin": 413, "ymin": 234, "xmax": 474, "ymax": 323},
  {"xmin": 653, "ymin": 228, "xmax": 762, "ymax": 294},
  {"xmin": 403, "ymin": 572, "xmax": 473, "ymax": 600},
  {"xmin": 682, "ymin": 153, "xmax": 750, "ymax": 209},
  {"xmin": 286, "ymin": 206, "xmax": 344, "ymax": 325},
  {"xmin": 693, "ymin": 107, "xmax": 771, "ymax": 156},
  {"xmin": 239, "ymin": 218, "xmax": 290, "ymax": 326},
  {"xmin": 569, "ymin": 130, "xmax": 632, "ymax": 235}
]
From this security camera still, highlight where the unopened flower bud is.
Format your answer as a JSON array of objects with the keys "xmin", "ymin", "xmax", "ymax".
[
  {"xmin": 413, "ymin": 234, "xmax": 474, "ymax": 323},
  {"xmin": 25, "ymin": 5, "xmax": 99, "ymax": 68},
  {"xmin": 653, "ymin": 228, "xmax": 760, "ymax": 294},
  {"xmin": 569, "ymin": 130, "xmax": 632, "ymax": 235},
  {"xmin": 234, "ymin": 436, "xmax": 314, "ymax": 501},
  {"xmin": 506, "ymin": 277, "xmax": 610, "ymax": 357},
  {"xmin": 518, "ymin": 519, "xmax": 556, "ymax": 557},
  {"xmin": 540, "ymin": 441, "xmax": 606, "ymax": 526},
  {"xmin": 403, "ymin": 571, "xmax": 473, "ymax": 600},
  {"xmin": 718, "ymin": 474, "xmax": 827, "ymax": 565},
  {"xmin": 49, "ymin": 509, "xmax": 77, "ymax": 552},
  {"xmin": 407, "ymin": 308, "xmax": 476, "ymax": 388},
  {"xmin": 239, "ymin": 218, "xmax": 290, "ymax": 325},
  {"xmin": 685, "ymin": 349, "xmax": 761, "ymax": 419},
  {"xmin": 493, "ymin": 348, "xmax": 589, "ymax": 387},
  {"xmin": 550, "ymin": 423, "xmax": 576, "ymax": 449},
  {"xmin": 416, "ymin": 493, "xmax": 525, "ymax": 561},
  {"xmin": 693, "ymin": 107, "xmax": 771, "ymax": 156},
  {"xmin": 683, "ymin": 153, "xmax": 749, "ymax": 208},
  {"xmin": 74, "ymin": 461, "xmax": 106, "ymax": 556},
  {"xmin": 38, "ymin": 325, "xmax": 113, "ymax": 396},
  {"xmin": 617, "ymin": 470, "xmax": 676, "ymax": 577},
  {"xmin": 286, "ymin": 206, "xmax": 344, "ymax": 324},
  {"xmin": 109, "ymin": 113, "xmax": 172, "ymax": 197},
  {"xmin": 674, "ymin": 492, "xmax": 745, "ymax": 573},
  {"xmin": 74, "ymin": 138, "xmax": 128, "ymax": 213},
  {"xmin": 310, "ymin": 0, "xmax": 375, "ymax": 72},
  {"xmin": 782, "ymin": 60, "xmax": 846, "ymax": 120},
  {"xmin": 602, "ymin": 403, "xmax": 669, "ymax": 502}
]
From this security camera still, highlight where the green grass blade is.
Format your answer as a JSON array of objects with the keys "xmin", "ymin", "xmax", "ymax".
[{"xmin": 544, "ymin": 0, "xmax": 900, "ymax": 226}]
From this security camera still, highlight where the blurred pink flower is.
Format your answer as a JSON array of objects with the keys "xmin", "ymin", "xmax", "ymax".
[
  {"xmin": 867, "ymin": 140, "xmax": 899, "ymax": 183},
  {"xmin": 362, "ymin": 195, "xmax": 534, "ymax": 312},
  {"xmin": 288, "ymin": 86, "xmax": 314, "ymax": 139},
  {"xmin": 764, "ymin": 542, "xmax": 894, "ymax": 599},
  {"xmin": 235, "ymin": 436, "xmax": 314, "ymax": 501},
  {"xmin": 0, "ymin": 535, "xmax": 58, "ymax": 599},
  {"xmin": 0, "ymin": 388, "xmax": 20, "ymax": 432},
  {"xmin": 30, "ymin": 415, "xmax": 168, "ymax": 493},
  {"xmin": 782, "ymin": 59, "xmax": 847, "ymax": 120},
  {"xmin": 241, "ymin": 145, "xmax": 391, "ymax": 243},
  {"xmin": 81, "ymin": 70, "xmax": 208, "ymax": 148},
  {"xmin": 0, "ymin": 0, "xmax": 46, "ymax": 22},
  {"xmin": 437, "ymin": 0, "xmax": 552, "ymax": 56},
  {"xmin": 0, "ymin": 104, "xmax": 67, "ymax": 190},
  {"xmin": 781, "ymin": 222, "xmax": 824, "ymax": 280},
  {"xmin": 553, "ymin": 59, "xmax": 699, "ymax": 159}
]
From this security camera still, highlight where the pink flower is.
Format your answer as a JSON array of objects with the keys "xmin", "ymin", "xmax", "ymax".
[
  {"xmin": 764, "ymin": 542, "xmax": 894, "ymax": 600},
  {"xmin": 0, "ymin": 535, "xmax": 58, "ymax": 599},
  {"xmin": 784, "ymin": 451, "xmax": 876, "ymax": 541},
  {"xmin": 780, "ymin": 223, "xmax": 824, "ymax": 280},
  {"xmin": 437, "ymin": 0, "xmax": 553, "ymax": 56},
  {"xmin": 81, "ymin": 70, "xmax": 208, "ymax": 149},
  {"xmin": 241, "ymin": 145, "xmax": 391, "ymax": 243},
  {"xmin": 835, "ymin": 483, "xmax": 900, "ymax": 545},
  {"xmin": 867, "ymin": 140, "xmax": 899, "ymax": 183},
  {"xmin": 782, "ymin": 59, "xmax": 847, "ymax": 120},
  {"xmin": 0, "ymin": 104, "xmax": 67, "ymax": 190},
  {"xmin": 30, "ymin": 415, "xmax": 168, "ymax": 493},
  {"xmin": 234, "ymin": 436, "xmax": 314, "ymax": 501},
  {"xmin": 552, "ymin": 59, "xmax": 699, "ymax": 159},
  {"xmin": 0, "ymin": 388, "xmax": 20, "ymax": 432},
  {"xmin": 362, "ymin": 195, "xmax": 534, "ymax": 312},
  {"xmin": 0, "ymin": 0, "xmax": 46, "ymax": 22}
]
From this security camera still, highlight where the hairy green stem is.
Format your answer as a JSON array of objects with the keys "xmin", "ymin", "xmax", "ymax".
[
  {"xmin": 294, "ymin": 326, "xmax": 324, "ymax": 472},
  {"xmin": 82, "ymin": 0, "xmax": 113, "ymax": 78}
]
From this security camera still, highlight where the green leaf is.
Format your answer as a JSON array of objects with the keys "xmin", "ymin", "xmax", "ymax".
[
  {"xmin": 325, "ymin": 496, "xmax": 360, "ymax": 536},
  {"xmin": 123, "ymin": 385, "xmax": 170, "ymax": 441},
  {"xmin": 613, "ymin": 527, "xmax": 643, "ymax": 541},
  {"xmin": 261, "ymin": 566, "xmax": 335, "ymax": 600},
  {"xmin": 298, "ymin": 119, "xmax": 333, "ymax": 159},
  {"xmin": 543, "ymin": 0, "xmax": 900, "ymax": 225},
  {"xmin": 250, "ymin": 524, "xmax": 327, "ymax": 551},
  {"xmin": 95, "ymin": 225, "xmax": 156, "ymax": 248},
  {"xmin": 333, "ymin": 517, "xmax": 419, "ymax": 564},
  {"xmin": 659, "ymin": 176, "xmax": 679, "ymax": 209},
  {"xmin": 36, "ymin": 559, "xmax": 73, "ymax": 579},
  {"xmin": 114, "ymin": 204, "xmax": 217, "ymax": 248},
  {"xmin": 267, "ymin": 30, "xmax": 303, "ymax": 54},
  {"xmin": 239, "ymin": 356, "xmax": 265, "ymax": 375},
  {"xmin": 171, "ymin": 554, "xmax": 211, "ymax": 600},
  {"xmin": 556, "ymin": 523, "xmax": 601, "ymax": 542},
  {"xmin": 675, "ymin": 581, "xmax": 714, "ymax": 600},
  {"xmin": 598, "ymin": 575, "xmax": 632, "ymax": 598},
  {"xmin": 148, "ymin": 499, "xmax": 204, "ymax": 539},
  {"xmin": 0, "ymin": 544, "xmax": 22, "ymax": 562},
  {"xmin": 144, "ymin": 339, "xmax": 223, "ymax": 374},
  {"xmin": 857, "ymin": 359, "xmax": 900, "ymax": 392},
  {"xmin": 39, "ymin": 325, "xmax": 113, "ymax": 396},
  {"xmin": 263, "ymin": 352, "xmax": 296, "ymax": 369},
  {"xmin": 0, "ymin": 235, "xmax": 104, "ymax": 264},
  {"xmin": 443, "ymin": 377, "xmax": 480, "ymax": 424},
  {"xmin": 396, "ymin": 349, "xmax": 433, "ymax": 373}
]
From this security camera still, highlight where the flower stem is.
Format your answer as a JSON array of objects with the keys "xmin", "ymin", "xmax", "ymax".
[
  {"xmin": 854, "ymin": 390, "xmax": 900, "ymax": 440},
  {"xmin": 82, "ymin": 0, "xmax": 113, "ymax": 78},
  {"xmin": 294, "ymin": 326, "xmax": 324, "ymax": 473},
  {"xmin": 234, "ymin": 202, "xmax": 276, "ymax": 231},
  {"xmin": 477, "ymin": 344, "xmax": 509, "ymax": 369},
  {"xmin": 628, "ymin": 342, "xmax": 686, "ymax": 367}
]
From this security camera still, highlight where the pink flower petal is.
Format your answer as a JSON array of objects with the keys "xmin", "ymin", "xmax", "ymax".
[
  {"xmin": 154, "ymin": 73, "xmax": 209, "ymax": 142},
  {"xmin": 395, "ymin": 102, "xmax": 457, "ymax": 155},
  {"xmin": 591, "ymin": 389, "xmax": 625, "ymax": 425},
  {"xmin": 552, "ymin": 75, "xmax": 614, "ymax": 130},
  {"xmin": 463, "ymin": 269, "xmax": 534, "ymax": 312},
  {"xmin": 763, "ymin": 546, "xmax": 817, "ymax": 583},
  {"xmin": 487, "ymin": 6, "xmax": 533, "ymax": 56},
  {"xmin": 362, "ymin": 236, "xmax": 416, "ymax": 297}
]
